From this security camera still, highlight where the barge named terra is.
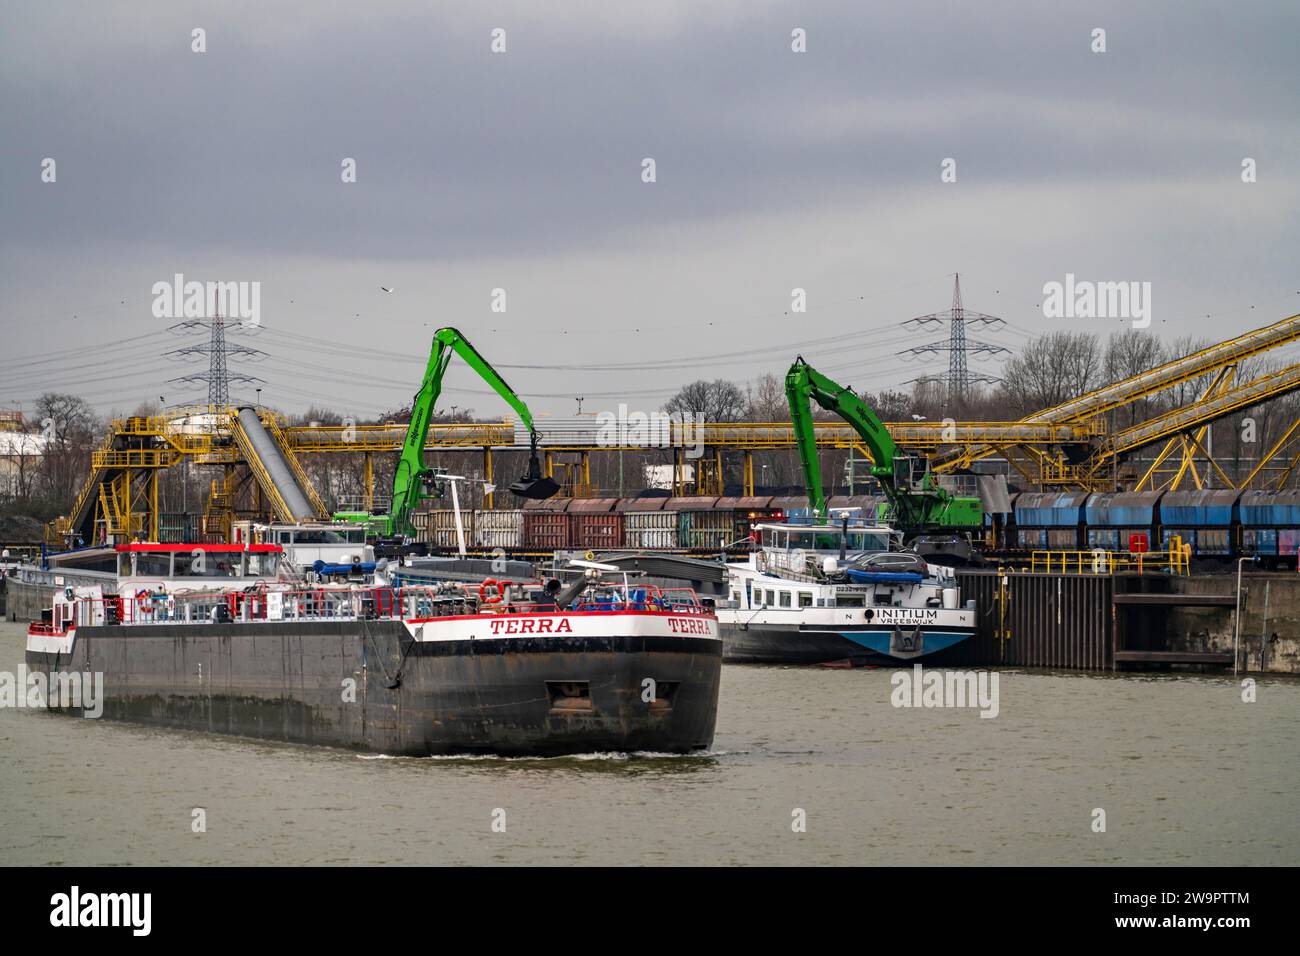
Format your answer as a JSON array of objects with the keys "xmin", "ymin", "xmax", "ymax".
[
  {"xmin": 715, "ymin": 521, "xmax": 977, "ymax": 666},
  {"xmin": 23, "ymin": 572, "xmax": 722, "ymax": 756}
]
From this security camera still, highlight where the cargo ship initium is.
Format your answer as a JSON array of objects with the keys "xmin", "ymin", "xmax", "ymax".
[{"xmin": 716, "ymin": 522, "xmax": 976, "ymax": 666}]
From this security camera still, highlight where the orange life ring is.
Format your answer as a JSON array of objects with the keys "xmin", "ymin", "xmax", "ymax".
[
  {"xmin": 135, "ymin": 589, "xmax": 151, "ymax": 609},
  {"xmin": 479, "ymin": 579, "xmax": 504, "ymax": 605}
]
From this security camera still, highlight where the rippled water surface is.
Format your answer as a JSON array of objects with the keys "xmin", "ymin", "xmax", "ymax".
[{"xmin": 2, "ymin": 622, "xmax": 1296, "ymax": 865}]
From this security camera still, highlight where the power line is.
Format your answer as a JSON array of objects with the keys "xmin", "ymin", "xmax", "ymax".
[
  {"xmin": 0, "ymin": 332, "xmax": 160, "ymax": 371},
  {"xmin": 164, "ymin": 316, "xmax": 265, "ymax": 404},
  {"xmin": 256, "ymin": 321, "xmax": 920, "ymax": 374},
  {"xmin": 897, "ymin": 273, "xmax": 1011, "ymax": 405}
]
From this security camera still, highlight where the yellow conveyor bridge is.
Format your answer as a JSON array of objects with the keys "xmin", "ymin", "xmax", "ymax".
[{"xmin": 48, "ymin": 312, "xmax": 1300, "ymax": 545}]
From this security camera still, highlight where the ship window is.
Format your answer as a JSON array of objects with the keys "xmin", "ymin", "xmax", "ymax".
[
  {"xmin": 779, "ymin": 591, "xmax": 791, "ymax": 607},
  {"xmin": 215, "ymin": 557, "xmax": 241, "ymax": 577},
  {"xmin": 730, "ymin": 590, "xmax": 741, "ymax": 604},
  {"xmin": 835, "ymin": 594, "xmax": 865, "ymax": 607},
  {"xmin": 848, "ymin": 532, "xmax": 890, "ymax": 551},
  {"xmin": 293, "ymin": 529, "xmax": 358, "ymax": 544},
  {"xmin": 57, "ymin": 553, "xmax": 117, "ymax": 574},
  {"xmin": 764, "ymin": 590, "xmax": 775, "ymax": 606},
  {"xmin": 133, "ymin": 553, "xmax": 173, "ymax": 577},
  {"xmin": 174, "ymin": 553, "xmax": 243, "ymax": 578},
  {"xmin": 789, "ymin": 530, "xmax": 842, "ymax": 551},
  {"xmin": 798, "ymin": 592, "xmax": 813, "ymax": 608}
]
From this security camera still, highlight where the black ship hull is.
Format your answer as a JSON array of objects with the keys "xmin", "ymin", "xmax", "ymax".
[{"xmin": 25, "ymin": 620, "xmax": 722, "ymax": 756}]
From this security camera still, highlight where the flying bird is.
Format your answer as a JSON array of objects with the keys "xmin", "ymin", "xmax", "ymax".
[{"xmin": 381, "ymin": 286, "xmax": 394, "ymax": 293}]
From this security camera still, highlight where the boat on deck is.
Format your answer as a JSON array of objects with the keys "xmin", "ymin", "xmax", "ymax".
[
  {"xmin": 23, "ymin": 573, "xmax": 722, "ymax": 756},
  {"xmin": 715, "ymin": 521, "xmax": 977, "ymax": 666},
  {"xmin": 255, "ymin": 522, "xmax": 381, "ymax": 579}
]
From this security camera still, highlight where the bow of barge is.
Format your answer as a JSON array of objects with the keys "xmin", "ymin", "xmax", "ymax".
[{"xmin": 24, "ymin": 579, "xmax": 721, "ymax": 757}]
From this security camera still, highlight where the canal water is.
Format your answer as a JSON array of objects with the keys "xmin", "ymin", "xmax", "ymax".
[{"xmin": 2, "ymin": 621, "xmax": 1296, "ymax": 866}]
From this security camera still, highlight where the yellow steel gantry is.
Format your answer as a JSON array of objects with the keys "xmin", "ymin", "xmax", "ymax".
[
  {"xmin": 46, "ymin": 312, "xmax": 1300, "ymax": 543},
  {"xmin": 48, "ymin": 406, "xmax": 325, "ymax": 546},
  {"xmin": 929, "ymin": 312, "xmax": 1300, "ymax": 489}
]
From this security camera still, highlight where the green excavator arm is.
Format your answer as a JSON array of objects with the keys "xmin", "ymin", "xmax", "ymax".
[
  {"xmin": 785, "ymin": 357, "xmax": 982, "ymax": 531},
  {"xmin": 785, "ymin": 358, "xmax": 895, "ymax": 521},
  {"xmin": 339, "ymin": 327, "xmax": 557, "ymax": 539}
]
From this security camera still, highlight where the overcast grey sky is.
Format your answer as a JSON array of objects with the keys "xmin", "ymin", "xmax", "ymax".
[{"xmin": 2, "ymin": 0, "xmax": 1298, "ymax": 420}]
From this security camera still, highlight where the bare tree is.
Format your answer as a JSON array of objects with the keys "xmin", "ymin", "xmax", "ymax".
[
  {"xmin": 998, "ymin": 331, "xmax": 1103, "ymax": 414},
  {"xmin": 1104, "ymin": 330, "xmax": 1165, "ymax": 382},
  {"xmin": 664, "ymin": 379, "xmax": 748, "ymax": 423},
  {"xmin": 860, "ymin": 389, "xmax": 913, "ymax": 422},
  {"xmin": 745, "ymin": 373, "xmax": 786, "ymax": 421},
  {"xmin": 0, "ymin": 426, "xmax": 42, "ymax": 504},
  {"xmin": 909, "ymin": 379, "xmax": 949, "ymax": 421},
  {"xmin": 34, "ymin": 392, "xmax": 100, "ymax": 511},
  {"xmin": 1162, "ymin": 335, "xmax": 1218, "ymax": 410},
  {"xmin": 1104, "ymin": 330, "xmax": 1166, "ymax": 428}
]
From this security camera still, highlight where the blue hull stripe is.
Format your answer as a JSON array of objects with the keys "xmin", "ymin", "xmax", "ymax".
[{"xmin": 839, "ymin": 630, "xmax": 972, "ymax": 657}]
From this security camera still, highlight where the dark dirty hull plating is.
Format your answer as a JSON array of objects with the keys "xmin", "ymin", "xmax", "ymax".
[
  {"xmin": 25, "ymin": 621, "xmax": 722, "ymax": 756},
  {"xmin": 722, "ymin": 624, "xmax": 887, "ymax": 665}
]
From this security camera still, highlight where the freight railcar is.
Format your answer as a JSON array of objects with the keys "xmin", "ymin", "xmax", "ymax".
[
  {"xmin": 417, "ymin": 495, "xmax": 789, "ymax": 553},
  {"xmin": 1010, "ymin": 492, "xmax": 1089, "ymax": 551},
  {"xmin": 409, "ymin": 488, "xmax": 1300, "ymax": 565},
  {"xmin": 1084, "ymin": 492, "xmax": 1162, "ymax": 553},
  {"xmin": 1157, "ymin": 490, "xmax": 1237, "ymax": 559},
  {"xmin": 618, "ymin": 497, "xmax": 679, "ymax": 550},
  {"xmin": 1236, "ymin": 490, "xmax": 1300, "ymax": 566}
]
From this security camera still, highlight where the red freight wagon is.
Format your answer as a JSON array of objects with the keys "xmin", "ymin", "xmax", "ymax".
[
  {"xmin": 522, "ymin": 511, "xmax": 572, "ymax": 550},
  {"xmin": 570, "ymin": 512, "xmax": 626, "ymax": 551}
]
